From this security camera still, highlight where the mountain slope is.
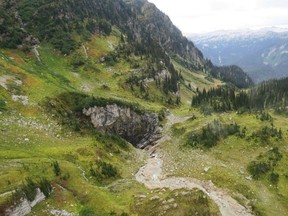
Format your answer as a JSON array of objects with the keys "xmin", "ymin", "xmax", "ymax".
[
  {"xmin": 210, "ymin": 65, "xmax": 254, "ymax": 88},
  {"xmin": 190, "ymin": 28, "xmax": 288, "ymax": 83},
  {"xmin": 1, "ymin": 1, "xmax": 287, "ymax": 216},
  {"xmin": 0, "ymin": 0, "xmax": 253, "ymax": 88},
  {"xmin": 0, "ymin": 0, "xmax": 223, "ymax": 215},
  {"xmin": 0, "ymin": 0, "xmax": 205, "ymax": 68}
]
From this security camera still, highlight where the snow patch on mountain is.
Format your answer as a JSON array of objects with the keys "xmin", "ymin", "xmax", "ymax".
[{"xmin": 189, "ymin": 27, "xmax": 288, "ymax": 83}]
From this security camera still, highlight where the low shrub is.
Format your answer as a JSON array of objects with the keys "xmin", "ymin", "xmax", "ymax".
[
  {"xmin": 0, "ymin": 99, "xmax": 7, "ymax": 111},
  {"xmin": 247, "ymin": 161, "xmax": 271, "ymax": 180},
  {"xmin": 247, "ymin": 147, "xmax": 282, "ymax": 182},
  {"xmin": 186, "ymin": 120, "xmax": 240, "ymax": 148},
  {"xmin": 39, "ymin": 178, "xmax": 52, "ymax": 197},
  {"xmin": 251, "ymin": 125, "xmax": 282, "ymax": 143},
  {"xmin": 21, "ymin": 178, "xmax": 37, "ymax": 201},
  {"xmin": 90, "ymin": 160, "xmax": 119, "ymax": 182},
  {"xmin": 53, "ymin": 161, "xmax": 61, "ymax": 176},
  {"xmin": 257, "ymin": 112, "xmax": 273, "ymax": 122}
]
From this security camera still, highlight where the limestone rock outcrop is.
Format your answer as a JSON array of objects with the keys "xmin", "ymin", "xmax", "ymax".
[
  {"xmin": 83, "ymin": 104, "xmax": 161, "ymax": 148},
  {"xmin": 6, "ymin": 188, "xmax": 45, "ymax": 216}
]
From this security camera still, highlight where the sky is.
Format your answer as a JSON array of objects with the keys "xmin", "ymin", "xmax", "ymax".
[{"xmin": 148, "ymin": 0, "xmax": 288, "ymax": 35}]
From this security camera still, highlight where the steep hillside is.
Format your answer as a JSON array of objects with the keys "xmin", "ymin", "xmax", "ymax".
[
  {"xmin": 0, "ymin": 0, "xmax": 223, "ymax": 215},
  {"xmin": 0, "ymin": 0, "xmax": 287, "ymax": 216},
  {"xmin": 0, "ymin": 0, "xmax": 204, "ymax": 67},
  {"xmin": 210, "ymin": 65, "xmax": 254, "ymax": 88},
  {"xmin": 249, "ymin": 77, "xmax": 288, "ymax": 111},
  {"xmin": 0, "ymin": 0, "xmax": 252, "ymax": 88},
  {"xmin": 191, "ymin": 77, "xmax": 288, "ymax": 114},
  {"xmin": 190, "ymin": 28, "xmax": 288, "ymax": 83}
]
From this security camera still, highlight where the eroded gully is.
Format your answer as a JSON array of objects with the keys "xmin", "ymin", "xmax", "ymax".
[{"xmin": 135, "ymin": 114, "xmax": 253, "ymax": 216}]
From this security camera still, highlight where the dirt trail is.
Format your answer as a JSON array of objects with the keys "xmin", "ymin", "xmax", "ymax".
[{"xmin": 135, "ymin": 114, "xmax": 253, "ymax": 216}]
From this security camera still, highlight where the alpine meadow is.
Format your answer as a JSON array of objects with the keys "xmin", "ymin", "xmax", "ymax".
[{"xmin": 0, "ymin": 0, "xmax": 288, "ymax": 216}]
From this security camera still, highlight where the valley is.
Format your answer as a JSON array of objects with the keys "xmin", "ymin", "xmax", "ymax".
[
  {"xmin": 190, "ymin": 28, "xmax": 288, "ymax": 83},
  {"xmin": 0, "ymin": 0, "xmax": 288, "ymax": 216},
  {"xmin": 136, "ymin": 114, "xmax": 252, "ymax": 216}
]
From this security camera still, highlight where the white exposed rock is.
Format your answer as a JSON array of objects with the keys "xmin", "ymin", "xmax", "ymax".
[
  {"xmin": 7, "ymin": 198, "xmax": 31, "ymax": 216},
  {"xmin": 0, "ymin": 190, "xmax": 15, "ymax": 198},
  {"xmin": 81, "ymin": 84, "xmax": 92, "ymax": 92},
  {"xmin": 24, "ymin": 138, "xmax": 29, "ymax": 142},
  {"xmin": 163, "ymin": 205, "xmax": 170, "ymax": 211},
  {"xmin": 15, "ymin": 79, "xmax": 23, "ymax": 86},
  {"xmin": 150, "ymin": 196, "xmax": 160, "ymax": 200},
  {"xmin": 167, "ymin": 198, "xmax": 175, "ymax": 203},
  {"xmin": 108, "ymin": 41, "xmax": 114, "ymax": 50},
  {"xmin": 139, "ymin": 195, "xmax": 147, "ymax": 199},
  {"xmin": 0, "ymin": 75, "xmax": 14, "ymax": 90},
  {"xmin": 173, "ymin": 203, "xmax": 178, "ymax": 208},
  {"xmin": 50, "ymin": 209, "xmax": 74, "ymax": 216},
  {"xmin": 12, "ymin": 95, "xmax": 29, "ymax": 105},
  {"xmin": 70, "ymin": 72, "xmax": 80, "ymax": 77},
  {"xmin": 181, "ymin": 191, "xmax": 189, "ymax": 196},
  {"xmin": 32, "ymin": 45, "xmax": 41, "ymax": 62},
  {"xmin": 245, "ymin": 176, "xmax": 253, "ymax": 181},
  {"xmin": 6, "ymin": 188, "xmax": 45, "ymax": 216},
  {"xmin": 221, "ymin": 163, "xmax": 227, "ymax": 168},
  {"xmin": 142, "ymin": 77, "xmax": 154, "ymax": 83},
  {"xmin": 83, "ymin": 104, "xmax": 161, "ymax": 148},
  {"xmin": 82, "ymin": 45, "xmax": 89, "ymax": 59},
  {"xmin": 30, "ymin": 188, "xmax": 45, "ymax": 207},
  {"xmin": 155, "ymin": 70, "xmax": 171, "ymax": 81},
  {"xmin": 204, "ymin": 167, "xmax": 210, "ymax": 173}
]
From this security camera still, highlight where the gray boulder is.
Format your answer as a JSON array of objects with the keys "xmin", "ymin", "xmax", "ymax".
[{"xmin": 83, "ymin": 104, "xmax": 161, "ymax": 148}]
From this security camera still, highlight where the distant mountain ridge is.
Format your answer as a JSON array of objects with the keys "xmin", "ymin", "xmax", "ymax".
[
  {"xmin": 190, "ymin": 28, "xmax": 288, "ymax": 83},
  {"xmin": 0, "ymin": 0, "xmax": 254, "ymax": 88}
]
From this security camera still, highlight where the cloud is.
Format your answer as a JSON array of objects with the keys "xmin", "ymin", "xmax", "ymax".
[
  {"xmin": 148, "ymin": 0, "xmax": 288, "ymax": 34},
  {"xmin": 258, "ymin": 0, "xmax": 288, "ymax": 8}
]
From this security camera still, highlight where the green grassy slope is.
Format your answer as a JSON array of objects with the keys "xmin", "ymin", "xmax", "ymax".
[
  {"xmin": 0, "ymin": 30, "xmax": 219, "ymax": 215},
  {"xmin": 1, "ymin": 28, "xmax": 288, "ymax": 215},
  {"xmin": 161, "ymin": 110, "xmax": 288, "ymax": 215},
  {"xmin": 2, "ymin": 8, "xmax": 288, "ymax": 213}
]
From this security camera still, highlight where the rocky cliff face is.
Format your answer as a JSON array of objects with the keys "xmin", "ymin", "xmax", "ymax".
[
  {"xmin": 6, "ymin": 188, "xmax": 45, "ymax": 216},
  {"xmin": 124, "ymin": 0, "xmax": 205, "ymax": 67},
  {"xmin": 83, "ymin": 104, "xmax": 161, "ymax": 149}
]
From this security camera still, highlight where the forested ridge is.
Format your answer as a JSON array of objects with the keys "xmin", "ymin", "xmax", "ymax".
[
  {"xmin": 210, "ymin": 65, "xmax": 254, "ymax": 88},
  {"xmin": 0, "ymin": 0, "xmax": 204, "ymax": 65},
  {"xmin": 192, "ymin": 77, "xmax": 288, "ymax": 113},
  {"xmin": 0, "ymin": 0, "xmax": 254, "ymax": 89}
]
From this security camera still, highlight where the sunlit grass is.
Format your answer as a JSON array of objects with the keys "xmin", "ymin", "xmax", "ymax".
[{"xmin": 161, "ymin": 110, "xmax": 288, "ymax": 215}]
